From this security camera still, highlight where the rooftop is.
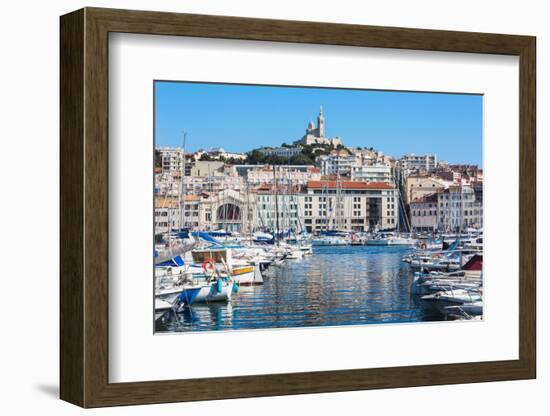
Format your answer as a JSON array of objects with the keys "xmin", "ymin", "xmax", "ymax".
[{"xmin": 410, "ymin": 193, "xmax": 438, "ymax": 204}]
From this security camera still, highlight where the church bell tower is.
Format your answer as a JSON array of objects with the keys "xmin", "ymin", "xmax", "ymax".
[{"xmin": 317, "ymin": 105, "xmax": 325, "ymax": 138}]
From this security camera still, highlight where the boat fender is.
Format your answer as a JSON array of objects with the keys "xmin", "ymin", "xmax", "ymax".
[
  {"xmin": 233, "ymin": 282, "xmax": 239, "ymax": 293},
  {"xmin": 216, "ymin": 278, "xmax": 223, "ymax": 293}
]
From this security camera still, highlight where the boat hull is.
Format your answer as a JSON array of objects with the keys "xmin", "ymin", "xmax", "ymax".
[
  {"xmin": 194, "ymin": 280, "xmax": 233, "ymax": 303},
  {"xmin": 155, "ymin": 299, "xmax": 174, "ymax": 321},
  {"xmin": 366, "ymin": 240, "xmax": 416, "ymax": 246},
  {"xmin": 156, "ymin": 286, "xmax": 202, "ymax": 306},
  {"xmin": 231, "ymin": 265, "xmax": 263, "ymax": 285}
]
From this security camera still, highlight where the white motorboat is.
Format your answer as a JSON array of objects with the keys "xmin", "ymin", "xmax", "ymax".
[
  {"xmin": 155, "ymin": 284, "xmax": 204, "ymax": 306},
  {"xmin": 312, "ymin": 236, "xmax": 348, "ymax": 246},
  {"xmin": 366, "ymin": 232, "xmax": 417, "ymax": 246},
  {"xmin": 286, "ymin": 248, "xmax": 304, "ymax": 260},
  {"xmin": 444, "ymin": 301, "xmax": 483, "ymax": 318},
  {"xmin": 194, "ymin": 279, "xmax": 234, "ymax": 303},
  {"xmin": 410, "ymin": 257, "xmax": 462, "ymax": 271},
  {"xmin": 420, "ymin": 289, "xmax": 482, "ymax": 315}
]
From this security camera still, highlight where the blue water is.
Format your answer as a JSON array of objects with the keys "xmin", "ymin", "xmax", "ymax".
[{"xmin": 155, "ymin": 245, "xmax": 432, "ymax": 333}]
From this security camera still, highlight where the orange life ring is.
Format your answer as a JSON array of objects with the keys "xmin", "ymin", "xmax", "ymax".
[{"xmin": 202, "ymin": 259, "xmax": 216, "ymax": 276}]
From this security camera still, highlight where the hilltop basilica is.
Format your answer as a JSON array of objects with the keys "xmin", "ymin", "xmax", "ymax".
[{"xmin": 294, "ymin": 106, "xmax": 343, "ymax": 147}]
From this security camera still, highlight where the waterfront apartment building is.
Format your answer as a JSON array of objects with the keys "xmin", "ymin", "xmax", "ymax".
[
  {"xmin": 254, "ymin": 180, "xmax": 398, "ymax": 233},
  {"xmin": 400, "ymin": 153, "xmax": 437, "ymax": 172},
  {"xmin": 437, "ymin": 185, "xmax": 483, "ymax": 231},
  {"xmin": 350, "ymin": 163, "xmax": 394, "ymax": 184},
  {"xmin": 409, "ymin": 193, "xmax": 438, "ymax": 232},
  {"xmin": 300, "ymin": 180, "xmax": 398, "ymax": 233},
  {"xmin": 255, "ymin": 186, "xmax": 302, "ymax": 232},
  {"xmin": 154, "ymin": 179, "xmax": 398, "ymax": 235}
]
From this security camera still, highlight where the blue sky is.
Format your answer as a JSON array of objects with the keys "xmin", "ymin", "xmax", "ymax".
[{"xmin": 155, "ymin": 81, "xmax": 482, "ymax": 165}]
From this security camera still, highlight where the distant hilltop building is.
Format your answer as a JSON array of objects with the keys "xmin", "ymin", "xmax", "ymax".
[
  {"xmin": 196, "ymin": 147, "xmax": 247, "ymax": 161},
  {"xmin": 295, "ymin": 106, "xmax": 343, "ymax": 147},
  {"xmin": 258, "ymin": 146, "xmax": 303, "ymax": 159}
]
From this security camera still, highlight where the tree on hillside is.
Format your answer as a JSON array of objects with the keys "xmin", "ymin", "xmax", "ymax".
[
  {"xmin": 199, "ymin": 153, "xmax": 215, "ymax": 161},
  {"xmin": 290, "ymin": 153, "xmax": 314, "ymax": 165},
  {"xmin": 247, "ymin": 149, "xmax": 266, "ymax": 164}
]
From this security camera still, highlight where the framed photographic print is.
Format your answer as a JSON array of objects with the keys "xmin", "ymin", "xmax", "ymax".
[{"xmin": 60, "ymin": 7, "xmax": 536, "ymax": 408}]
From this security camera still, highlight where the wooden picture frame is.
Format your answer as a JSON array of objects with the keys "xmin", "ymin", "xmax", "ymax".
[{"xmin": 60, "ymin": 7, "xmax": 536, "ymax": 408}]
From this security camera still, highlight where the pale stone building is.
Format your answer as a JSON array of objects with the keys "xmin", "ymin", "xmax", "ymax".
[
  {"xmin": 350, "ymin": 164, "xmax": 394, "ymax": 184},
  {"xmin": 255, "ymin": 185, "xmax": 303, "ymax": 232},
  {"xmin": 156, "ymin": 147, "xmax": 186, "ymax": 173},
  {"xmin": 194, "ymin": 148, "xmax": 247, "ymax": 161},
  {"xmin": 404, "ymin": 175, "xmax": 451, "ymax": 204},
  {"xmin": 437, "ymin": 185, "xmax": 483, "ymax": 231},
  {"xmin": 316, "ymin": 151, "xmax": 359, "ymax": 176},
  {"xmin": 154, "ymin": 195, "xmax": 202, "ymax": 234},
  {"xmin": 198, "ymin": 189, "xmax": 258, "ymax": 233},
  {"xmin": 258, "ymin": 146, "xmax": 303, "ymax": 159},
  {"xmin": 400, "ymin": 153, "xmax": 437, "ymax": 172},
  {"xmin": 190, "ymin": 161, "xmax": 225, "ymax": 177},
  {"xmin": 410, "ymin": 193, "xmax": 438, "ymax": 232},
  {"xmin": 300, "ymin": 180, "xmax": 398, "ymax": 233},
  {"xmin": 253, "ymin": 180, "xmax": 398, "ymax": 234},
  {"xmin": 246, "ymin": 165, "xmax": 321, "ymax": 186}
]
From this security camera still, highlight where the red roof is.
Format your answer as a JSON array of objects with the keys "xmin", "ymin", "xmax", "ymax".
[{"xmin": 307, "ymin": 180, "xmax": 394, "ymax": 190}]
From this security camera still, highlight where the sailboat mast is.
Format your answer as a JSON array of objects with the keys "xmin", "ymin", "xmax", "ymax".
[
  {"xmin": 273, "ymin": 165, "xmax": 280, "ymax": 245},
  {"xmin": 179, "ymin": 131, "xmax": 187, "ymax": 232}
]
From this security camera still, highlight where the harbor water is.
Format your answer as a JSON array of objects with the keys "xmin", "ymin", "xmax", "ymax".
[{"xmin": 155, "ymin": 245, "xmax": 435, "ymax": 333}]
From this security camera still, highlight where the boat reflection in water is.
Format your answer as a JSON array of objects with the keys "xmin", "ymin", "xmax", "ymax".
[{"xmin": 156, "ymin": 245, "xmax": 442, "ymax": 333}]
